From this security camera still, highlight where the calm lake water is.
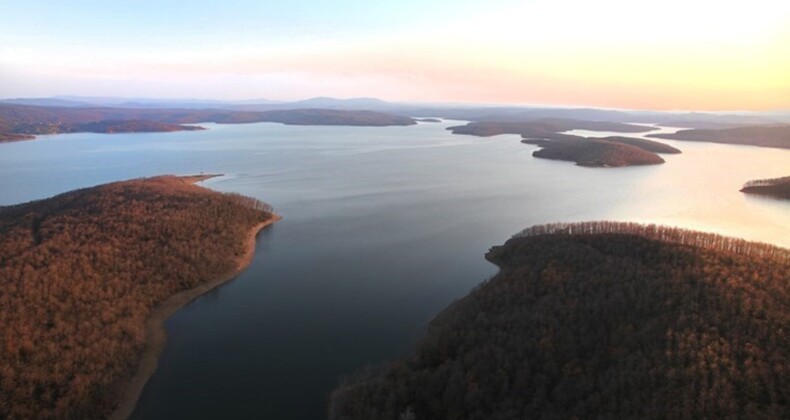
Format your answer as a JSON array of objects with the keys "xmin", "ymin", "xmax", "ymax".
[{"xmin": 0, "ymin": 121, "xmax": 788, "ymax": 419}]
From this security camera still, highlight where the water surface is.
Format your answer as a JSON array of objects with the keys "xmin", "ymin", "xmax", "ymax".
[{"xmin": 0, "ymin": 121, "xmax": 787, "ymax": 419}]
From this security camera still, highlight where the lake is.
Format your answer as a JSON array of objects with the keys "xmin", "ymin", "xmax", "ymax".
[{"xmin": 0, "ymin": 120, "xmax": 787, "ymax": 419}]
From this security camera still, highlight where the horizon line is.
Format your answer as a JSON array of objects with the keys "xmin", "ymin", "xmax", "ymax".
[{"xmin": 1, "ymin": 95, "xmax": 789, "ymax": 115}]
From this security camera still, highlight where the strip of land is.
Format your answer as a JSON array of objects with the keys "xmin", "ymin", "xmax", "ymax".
[
  {"xmin": 0, "ymin": 104, "xmax": 417, "ymax": 140},
  {"xmin": 0, "ymin": 132, "xmax": 36, "ymax": 142},
  {"xmin": 740, "ymin": 176, "xmax": 790, "ymax": 200},
  {"xmin": 648, "ymin": 124, "xmax": 790, "ymax": 149}
]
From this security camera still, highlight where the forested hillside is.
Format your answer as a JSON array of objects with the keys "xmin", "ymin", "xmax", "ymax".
[
  {"xmin": 0, "ymin": 176, "xmax": 275, "ymax": 419},
  {"xmin": 330, "ymin": 222, "xmax": 789, "ymax": 419}
]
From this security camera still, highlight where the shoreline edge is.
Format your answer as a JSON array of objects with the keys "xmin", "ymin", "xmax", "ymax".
[{"xmin": 109, "ymin": 214, "xmax": 282, "ymax": 420}]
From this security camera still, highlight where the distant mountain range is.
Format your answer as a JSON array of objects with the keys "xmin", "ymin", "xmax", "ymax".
[{"xmin": 2, "ymin": 96, "xmax": 788, "ymax": 127}]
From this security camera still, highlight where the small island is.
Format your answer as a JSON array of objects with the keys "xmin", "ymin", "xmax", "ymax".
[
  {"xmin": 648, "ymin": 124, "xmax": 790, "ymax": 149},
  {"xmin": 741, "ymin": 176, "xmax": 790, "ymax": 199},
  {"xmin": 330, "ymin": 222, "xmax": 789, "ymax": 419},
  {"xmin": 0, "ymin": 175, "xmax": 278, "ymax": 419}
]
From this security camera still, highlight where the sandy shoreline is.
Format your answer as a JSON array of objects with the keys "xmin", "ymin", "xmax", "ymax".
[{"xmin": 109, "ymin": 214, "xmax": 282, "ymax": 420}]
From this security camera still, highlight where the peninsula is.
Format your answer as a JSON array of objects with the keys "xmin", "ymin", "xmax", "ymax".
[
  {"xmin": 0, "ymin": 175, "xmax": 278, "ymax": 419},
  {"xmin": 0, "ymin": 104, "xmax": 417, "ymax": 140},
  {"xmin": 648, "ymin": 124, "xmax": 790, "ymax": 149},
  {"xmin": 740, "ymin": 176, "xmax": 790, "ymax": 200},
  {"xmin": 447, "ymin": 119, "xmax": 657, "ymax": 137},
  {"xmin": 447, "ymin": 119, "xmax": 679, "ymax": 167},
  {"xmin": 330, "ymin": 222, "xmax": 789, "ymax": 419},
  {"xmin": 0, "ymin": 132, "xmax": 36, "ymax": 142}
]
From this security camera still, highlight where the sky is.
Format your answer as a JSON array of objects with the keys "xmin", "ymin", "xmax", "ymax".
[{"xmin": 1, "ymin": 0, "xmax": 789, "ymax": 110}]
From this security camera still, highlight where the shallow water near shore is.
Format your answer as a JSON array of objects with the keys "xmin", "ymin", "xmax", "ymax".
[{"xmin": 0, "ymin": 121, "xmax": 788, "ymax": 419}]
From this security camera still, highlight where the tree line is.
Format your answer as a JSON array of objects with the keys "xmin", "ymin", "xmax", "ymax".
[
  {"xmin": 513, "ymin": 221, "xmax": 789, "ymax": 263},
  {"xmin": 742, "ymin": 176, "xmax": 790, "ymax": 188}
]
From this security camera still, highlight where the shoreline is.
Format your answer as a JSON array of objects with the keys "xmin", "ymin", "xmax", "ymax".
[{"xmin": 109, "ymin": 214, "xmax": 282, "ymax": 420}]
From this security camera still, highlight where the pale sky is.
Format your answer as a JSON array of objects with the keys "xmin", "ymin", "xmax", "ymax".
[{"xmin": 1, "ymin": 0, "xmax": 788, "ymax": 110}]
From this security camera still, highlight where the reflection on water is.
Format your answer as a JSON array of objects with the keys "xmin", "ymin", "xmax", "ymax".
[{"xmin": 0, "ymin": 120, "xmax": 787, "ymax": 419}]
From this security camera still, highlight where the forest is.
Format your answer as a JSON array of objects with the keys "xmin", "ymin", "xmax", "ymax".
[
  {"xmin": 740, "ymin": 176, "xmax": 790, "ymax": 200},
  {"xmin": 0, "ymin": 176, "xmax": 275, "ymax": 419},
  {"xmin": 329, "ymin": 222, "xmax": 789, "ymax": 419}
]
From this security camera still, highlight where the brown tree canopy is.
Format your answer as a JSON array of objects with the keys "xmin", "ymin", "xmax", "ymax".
[
  {"xmin": 0, "ymin": 176, "xmax": 274, "ymax": 419},
  {"xmin": 330, "ymin": 222, "xmax": 790, "ymax": 420}
]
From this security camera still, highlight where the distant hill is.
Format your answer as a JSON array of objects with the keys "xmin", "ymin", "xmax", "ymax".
[
  {"xmin": 741, "ymin": 176, "xmax": 790, "ymax": 199},
  {"xmin": 3, "ymin": 97, "xmax": 788, "ymax": 127},
  {"xmin": 330, "ymin": 222, "xmax": 790, "ymax": 420},
  {"xmin": 0, "ymin": 98, "xmax": 94, "ymax": 108},
  {"xmin": 648, "ymin": 125, "xmax": 790, "ymax": 149},
  {"xmin": 0, "ymin": 176, "xmax": 276, "ymax": 419}
]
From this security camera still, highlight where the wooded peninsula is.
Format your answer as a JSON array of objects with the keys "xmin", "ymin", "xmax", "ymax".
[
  {"xmin": 741, "ymin": 176, "xmax": 790, "ymax": 200},
  {"xmin": 0, "ymin": 175, "xmax": 278, "ymax": 419},
  {"xmin": 648, "ymin": 125, "xmax": 790, "ymax": 149},
  {"xmin": 330, "ymin": 222, "xmax": 789, "ymax": 419},
  {"xmin": 0, "ymin": 104, "xmax": 417, "ymax": 141},
  {"xmin": 447, "ymin": 119, "xmax": 679, "ymax": 167}
]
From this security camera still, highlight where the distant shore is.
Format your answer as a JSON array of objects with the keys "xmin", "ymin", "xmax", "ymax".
[{"xmin": 109, "ymin": 213, "xmax": 282, "ymax": 420}]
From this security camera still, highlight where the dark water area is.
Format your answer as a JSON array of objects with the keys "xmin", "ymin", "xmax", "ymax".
[{"xmin": 0, "ymin": 121, "xmax": 787, "ymax": 419}]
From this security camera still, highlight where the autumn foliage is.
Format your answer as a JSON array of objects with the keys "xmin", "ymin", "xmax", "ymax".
[
  {"xmin": 0, "ymin": 176, "xmax": 274, "ymax": 419},
  {"xmin": 330, "ymin": 222, "xmax": 789, "ymax": 419}
]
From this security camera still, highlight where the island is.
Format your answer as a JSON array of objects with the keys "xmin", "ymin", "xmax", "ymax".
[
  {"xmin": 741, "ymin": 176, "xmax": 790, "ymax": 199},
  {"xmin": 0, "ymin": 104, "xmax": 417, "ymax": 140},
  {"xmin": 648, "ymin": 124, "xmax": 790, "ymax": 149},
  {"xmin": 329, "ymin": 222, "xmax": 789, "ymax": 420},
  {"xmin": 0, "ymin": 175, "xmax": 279, "ymax": 419}
]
